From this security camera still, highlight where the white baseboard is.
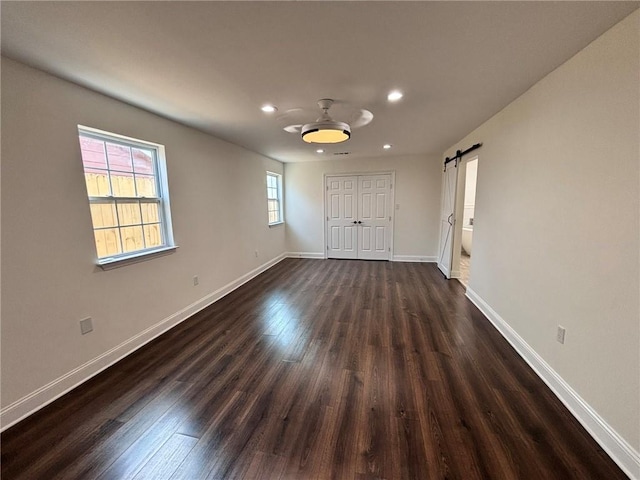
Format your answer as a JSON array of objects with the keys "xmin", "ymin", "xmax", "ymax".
[
  {"xmin": 285, "ymin": 252, "xmax": 325, "ymax": 259},
  {"xmin": 466, "ymin": 288, "xmax": 640, "ymax": 480},
  {"xmin": 437, "ymin": 263, "xmax": 449, "ymax": 277},
  {"xmin": 392, "ymin": 255, "xmax": 437, "ymax": 263},
  {"xmin": 285, "ymin": 253, "xmax": 439, "ymax": 263},
  {"xmin": 0, "ymin": 253, "xmax": 287, "ymax": 432}
]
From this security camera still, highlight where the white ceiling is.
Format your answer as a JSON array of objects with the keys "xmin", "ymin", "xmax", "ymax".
[{"xmin": 2, "ymin": 1, "xmax": 638, "ymax": 163}]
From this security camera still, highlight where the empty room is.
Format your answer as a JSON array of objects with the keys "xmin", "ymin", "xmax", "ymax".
[{"xmin": 1, "ymin": 2, "xmax": 638, "ymax": 479}]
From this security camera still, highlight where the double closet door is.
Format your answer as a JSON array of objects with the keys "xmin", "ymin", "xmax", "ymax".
[{"xmin": 326, "ymin": 174, "xmax": 393, "ymax": 260}]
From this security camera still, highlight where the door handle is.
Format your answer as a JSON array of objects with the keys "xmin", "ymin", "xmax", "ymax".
[
  {"xmin": 447, "ymin": 213, "xmax": 454, "ymax": 225},
  {"xmin": 352, "ymin": 221, "xmax": 357, "ymax": 224},
  {"xmin": 357, "ymin": 221, "xmax": 362, "ymax": 224}
]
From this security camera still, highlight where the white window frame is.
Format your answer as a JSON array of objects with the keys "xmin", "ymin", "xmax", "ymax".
[
  {"xmin": 78, "ymin": 125, "xmax": 176, "ymax": 268},
  {"xmin": 266, "ymin": 171, "xmax": 284, "ymax": 226}
]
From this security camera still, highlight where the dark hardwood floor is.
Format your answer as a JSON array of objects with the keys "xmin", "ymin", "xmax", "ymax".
[{"xmin": 1, "ymin": 259, "xmax": 627, "ymax": 479}]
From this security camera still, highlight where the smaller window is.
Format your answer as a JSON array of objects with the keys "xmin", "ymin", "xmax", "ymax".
[{"xmin": 266, "ymin": 172, "xmax": 283, "ymax": 225}]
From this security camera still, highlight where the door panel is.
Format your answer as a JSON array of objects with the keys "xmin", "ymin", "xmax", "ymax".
[
  {"xmin": 330, "ymin": 226, "xmax": 339, "ymax": 249},
  {"xmin": 361, "ymin": 194, "xmax": 371, "ymax": 218},
  {"xmin": 361, "ymin": 226, "xmax": 371, "ymax": 251},
  {"xmin": 344, "ymin": 194, "xmax": 354, "ymax": 218},
  {"xmin": 344, "ymin": 225, "xmax": 356, "ymax": 252},
  {"xmin": 438, "ymin": 163, "xmax": 457, "ymax": 277},
  {"xmin": 330, "ymin": 195, "xmax": 340, "ymax": 218},
  {"xmin": 326, "ymin": 176, "xmax": 358, "ymax": 259},
  {"xmin": 375, "ymin": 226, "xmax": 385, "ymax": 251},
  {"xmin": 358, "ymin": 175, "xmax": 391, "ymax": 260},
  {"xmin": 375, "ymin": 193, "xmax": 386, "ymax": 218}
]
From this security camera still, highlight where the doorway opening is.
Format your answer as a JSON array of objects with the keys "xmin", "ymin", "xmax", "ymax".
[{"xmin": 457, "ymin": 158, "xmax": 478, "ymax": 287}]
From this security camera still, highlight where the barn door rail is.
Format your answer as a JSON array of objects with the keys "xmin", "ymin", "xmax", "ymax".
[{"xmin": 443, "ymin": 143, "xmax": 482, "ymax": 170}]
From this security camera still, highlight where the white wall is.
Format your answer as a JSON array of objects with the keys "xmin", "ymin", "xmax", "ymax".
[
  {"xmin": 284, "ymin": 155, "xmax": 442, "ymax": 260},
  {"xmin": 1, "ymin": 58, "xmax": 286, "ymax": 423},
  {"xmin": 444, "ymin": 9, "xmax": 639, "ymax": 468}
]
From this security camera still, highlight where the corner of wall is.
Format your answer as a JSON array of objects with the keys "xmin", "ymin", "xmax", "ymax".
[{"xmin": 466, "ymin": 288, "xmax": 640, "ymax": 480}]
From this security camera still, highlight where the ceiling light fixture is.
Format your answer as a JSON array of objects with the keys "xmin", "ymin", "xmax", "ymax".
[
  {"xmin": 383, "ymin": 144, "xmax": 392, "ymax": 149},
  {"xmin": 301, "ymin": 99, "xmax": 351, "ymax": 144},
  {"xmin": 302, "ymin": 122, "xmax": 350, "ymax": 144},
  {"xmin": 261, "ymin": 104, "xmax": 278, "ymax": 113},
  {"xmin": 316, "ymin": 149, "xmax": 325, "ymax": 153},
  {"xmin": 387, "ymin": 90, "xmax": 403, "ymax": 102}
]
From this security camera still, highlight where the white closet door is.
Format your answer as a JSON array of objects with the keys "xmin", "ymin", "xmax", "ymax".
[
  {"xmin": 326, "ymin": 176, "xmax": 358, "ymax": 259},
  {"xmin": 358, "ymin": 175, "xmax": 392, "ymax": 260},
  {"xmin": 437, "ymin": 163, "xmax": 458, "ymax": 277}
]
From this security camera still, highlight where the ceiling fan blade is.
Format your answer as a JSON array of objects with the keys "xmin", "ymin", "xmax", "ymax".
[
  {"xmin": 283, "ymin": 124, "xmax": 302, "ymax": 133},
  {"xmin": 277, "ymin": 108, "xmax": 315, "ymax": 123},
  {"xmin": 276, "ymin": 101, "xmax": 374, "ymax": 133},
  {"xmin": 350, "ymin": 109, "xmax": 374, "ymax": 129}
]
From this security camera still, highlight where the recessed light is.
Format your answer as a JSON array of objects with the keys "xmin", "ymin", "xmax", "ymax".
[
  {"xmin": 383, "ymin": 144, "xmax": 392, "ymax": 149},
  {"xmin": 316, "ymin": 149, "xmax": 325, "ymax": 153},
  {"xmin": 387, "ymin": 90, "xmax": 403, "ymax": 102},
  {"xmin": 261, "ymin": 104, "xmax": 278, "ymax": 113}
]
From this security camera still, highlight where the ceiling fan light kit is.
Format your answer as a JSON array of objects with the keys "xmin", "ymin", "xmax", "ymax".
[
  {"xmin": 301, "ymin": 120, "xmax": 351, "ymax": 144},
  {"xmin": 283, "ymin": 98, "xmax": 371, "ymax": 145}
]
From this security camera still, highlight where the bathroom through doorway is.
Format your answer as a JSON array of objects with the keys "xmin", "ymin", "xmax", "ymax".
[{"xmin": 457, "ymin": 157, "xmax": 478, "ymax": 287}]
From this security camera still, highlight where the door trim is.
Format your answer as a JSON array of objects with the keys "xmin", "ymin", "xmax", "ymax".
[
  {"xmin": 451, "ymin": 155, "xmax": 479, "ymax": 279},
  {"xmin": 323, "ymin": 171, "xmax": 396, "ymax": 260}
]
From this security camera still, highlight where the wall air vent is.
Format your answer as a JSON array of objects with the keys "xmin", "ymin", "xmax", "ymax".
[{"xmin": 333, "ymin": 152, "xmax": 350, "ymax": 156}]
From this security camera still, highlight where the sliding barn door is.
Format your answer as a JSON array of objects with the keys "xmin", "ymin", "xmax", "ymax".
[
  {"xmin": 326, "ymin": 174, "xmax": 393, "ymax": 260},
  {"xmin": 437, "ymin": 162, "xmax": 458, "ymax": 277}
]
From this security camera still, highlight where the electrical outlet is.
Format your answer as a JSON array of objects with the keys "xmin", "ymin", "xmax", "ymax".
[
  {"xmin": 556, "ymin": 325, "xmax": 566, "ymax": 344},
  {"xmin": 193, "ymin": 275, "xmax": 199, "ymax": 286},
  {"xmin": 80, "ymin": 317, "xmax": 93, "ymax": 335}
]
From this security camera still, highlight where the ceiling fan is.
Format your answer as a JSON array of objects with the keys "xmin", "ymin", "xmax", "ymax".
[{"xmin": 280, "ymin": 99, "xmax": 374, "ymax": 144}]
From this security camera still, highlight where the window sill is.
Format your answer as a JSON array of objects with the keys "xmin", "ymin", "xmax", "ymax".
[
  {"xmin": 97, "ymin": 246, "xmax": 178, "ymax": 270},
  {"xmin": 268, "ymin": 221, "xmax": 285, "ymax": 228}
]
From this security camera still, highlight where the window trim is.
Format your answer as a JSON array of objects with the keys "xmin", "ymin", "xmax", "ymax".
[
  {"xmin": 266, "ymin": 171, "xmax": 284, "ymax": 226},
  {"xmin": 97, "ymin": 245, "xmax": 178, "ymax": 270},
  {"xmin": 78, "ymin": 125, "xmax": 176, "ymax": 267}
]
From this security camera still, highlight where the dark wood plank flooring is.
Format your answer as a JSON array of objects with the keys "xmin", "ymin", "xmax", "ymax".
[{"xmin": 1, "ymin": 259, "xmax": 627, "ymax": 479}]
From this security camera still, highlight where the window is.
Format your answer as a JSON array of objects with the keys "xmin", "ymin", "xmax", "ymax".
[
  {"xmin": 78, "ymin": 126, "xmax": 175, "ymax": 264},
  {"xmin": 266, "ymin": 172, "xmax": 283, "ymax": 225}
]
